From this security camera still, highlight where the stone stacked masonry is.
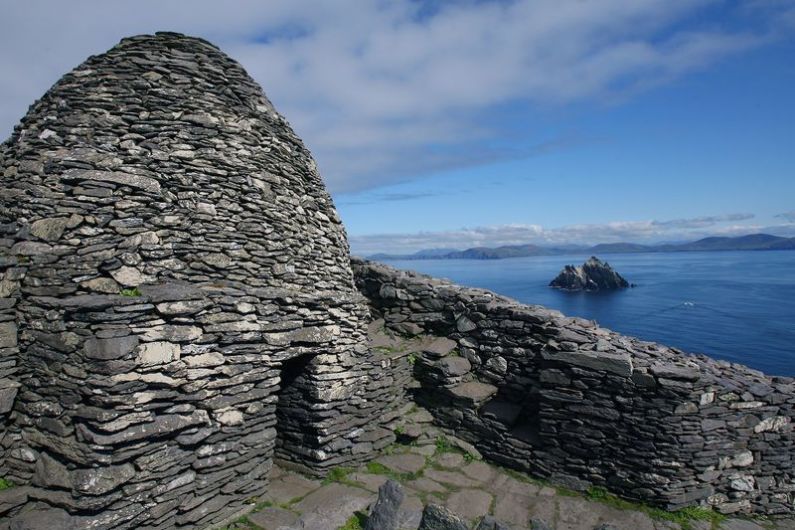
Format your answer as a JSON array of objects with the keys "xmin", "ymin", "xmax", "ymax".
[
  {"xmin": 0, "ymin": 33, "xmax": 400, "ymax": 528},
  {"xmin": 352, "ymin": 258, "xmax": 795, "ymax": 517}
]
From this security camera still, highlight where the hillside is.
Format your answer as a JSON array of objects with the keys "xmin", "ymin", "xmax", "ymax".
[{"xmin": 368, "ymin": 233, "xmax": 795, "ymax": 260}]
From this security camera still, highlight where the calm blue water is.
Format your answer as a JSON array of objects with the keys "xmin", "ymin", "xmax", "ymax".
[{"xmin": 382, "ymin": 251, "xmax": 795, "ymax": 376}]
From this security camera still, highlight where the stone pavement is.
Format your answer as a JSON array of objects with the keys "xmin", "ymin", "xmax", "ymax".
[{"xmin": 216, "ymin": 410, "xmax": 793, "ymax": 530}]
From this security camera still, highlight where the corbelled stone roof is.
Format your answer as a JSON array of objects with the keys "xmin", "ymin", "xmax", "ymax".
[{"xmin": 1, "ymin": 31, "xmax": 354, "ymax": 293}]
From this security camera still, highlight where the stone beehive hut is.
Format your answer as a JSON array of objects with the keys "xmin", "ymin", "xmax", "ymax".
[{"xmin": 0, "ymin": 32, "xmax": 397, "ymax": 528}]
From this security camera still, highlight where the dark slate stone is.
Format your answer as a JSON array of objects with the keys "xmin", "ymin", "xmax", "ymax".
[
  {"xmin": 476, "ymin": 515, "xmax": 512, "ymax": 530},
  {"xmin": 530, "ymin": 518, "xmax": 553, "ymax": 530},
  {"xmin": 365, "ymin": 479, "xmax": 405, "ymax": 530},
  {"xmin": 9, "ymin": 508, "xmax": 78, "ymax": 530},
  {"xmin": 83, "ymin": 335, "xmax": 139, "ymax": 360},
  {"xmin": 418, "ymin": 504, "xmax": 469, "ymax": 530}
]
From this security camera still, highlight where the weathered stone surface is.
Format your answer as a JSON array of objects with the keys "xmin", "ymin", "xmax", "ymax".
[
  {"xmin": 293, "ymin": 483, "xmax": 374, "ymax": 530},
  {"xmin": 61, "ymin": 169, "xmax": 162, "ymax": 194},
  {"xmin": 248, "ymin": 506, "xmax": 299, "ymax": 529},
  {"xmin": 437, "ymin": 356, "xmax": 472, "ymax": 377},
  {"xmin": 365, "ymin": 479, "xmax": 405, "ymax": 530},
  {"xmin": 423, "ymin": 469, "xmax": 481, "ymax": 489},
  {"xmin": 264, "ymin": 473, "xmax": 322, "ymax": 505},
  {"xmin": 0, "ymin": 322, "xmax": 18, "ymax": 348},
  {"xmin": 436, "ymin": 452, "xmax": 465, "ymax": 469},
  {"xmin": 30, "ymin": 217, "xmax": 68, "ymax": 242},
  {"xmin": 7, "ymin": 507, "xmax": 78, "ymax": 530},
  {"xmin": 530, "ymin": 518, "xmax": 553, "ymax": 530},
  {"xmin": 83, "ymin": 335, "xmax": 139, "ymax": 360},
  {"xmin": 450, "ymin": 381, "xmax": 498, "ymax": 403},
  {"xmin": 72, "ymin": 463, "xmax": 135, "ymax": 495},
  {"xmin": 376, "ymin": 453, "xmax": 426, "ymax": 474},
  {"xmin": 418, "ymin": 504, "xmax": 469, "ymax": 530},
  {"xmin": 476, "ymin": 515, "xmax": 513, "ymax": 530},
  {"xmin": 542, "ymin": 349, "xmax": 633, "ymax": 378},
  {"xmin": 32, "ymin": 453, "xmax": 71, "ymax": 489},
  {"xmin": 135, "ymin": 341, "xmax": 180, "ymax": 366},
  {"xmin": 0, "ymin": 486, "xmax": 29, "ymax": 517},
  {"xmin": 80, "ymin": 277, "xmax": 121, "ymax": 294},
  {"xmin": 424, "ymin": 337, "xmax": 458, "ymax": 357},
  {"xmin": 0, "ymin": 381, "xmax": 19, "ymax": 414},
  {"xmin": 445, "ymin": 489, "xmax": 493, "ymax": 521}
]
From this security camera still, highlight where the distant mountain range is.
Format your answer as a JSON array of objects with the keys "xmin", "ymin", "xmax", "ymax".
[{"xmin": 367, "ymin": 233, "xmax": 795, "ymax": 261}]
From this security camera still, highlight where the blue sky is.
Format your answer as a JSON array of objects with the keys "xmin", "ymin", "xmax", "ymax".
[{"xmin": 1, "ymin": 1, "xmax": 794, "ymax": 254}]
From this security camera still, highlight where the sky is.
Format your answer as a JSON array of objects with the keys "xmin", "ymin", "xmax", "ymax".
[{"xmin": 1, "ymin": 1, "xmax": 794, "ymax": 255}]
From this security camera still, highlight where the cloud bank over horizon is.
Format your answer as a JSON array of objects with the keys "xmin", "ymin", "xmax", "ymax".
[
  {"xmin": 1, "ymin": 1, "xmax": 794, "ymax": 194},
  {"xmin": 348, "ymin": 212, "xmax": 795, "ymax": 255}
]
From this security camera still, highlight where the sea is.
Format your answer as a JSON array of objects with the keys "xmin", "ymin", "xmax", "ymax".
[{"xmin": 380, "ymin": 250, "xmax": 795, "ymax": 377}]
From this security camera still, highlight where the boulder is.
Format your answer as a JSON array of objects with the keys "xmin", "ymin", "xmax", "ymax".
[
  {"xmin": 365, "ymin": 479, "xmax": 405, "ymax": 530},
  {"xmin": 418, "ymin": 504, "xmax": 469, "ymax": 530}
]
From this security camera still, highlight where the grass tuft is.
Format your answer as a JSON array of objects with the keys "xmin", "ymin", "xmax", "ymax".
[
  {"xmin": 434, "ymin": 435, "xmax": 452, "ymax": 454},
  {"xmin": 251, "ymin": 500, "xmax": 273, "ymax": 512},
  {"xmin": 0, "ymin": 477, "xmax": 13, "ymax": 490},
  {"xmin": 119, "ymin": 287, "xmax": 142, "ymax": 297},
  {"xmin": 338, "ymin": 511, "xmax": 368, "ymax": 530},
  {"xmin": 585, "ymin": 486, "xmax": 724, "ymax": 530},
  {"xmin": 365, "ymin": 461, "xmax": 423, "ymax": 481},
  {"xmin": 323, "ymin": 466, "xmax": 356, "ymax": 486}
]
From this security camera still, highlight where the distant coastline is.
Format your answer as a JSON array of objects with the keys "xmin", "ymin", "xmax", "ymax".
[{"xmin": 368, "ymin": 233, "xmax": 795, "ymax": 261}]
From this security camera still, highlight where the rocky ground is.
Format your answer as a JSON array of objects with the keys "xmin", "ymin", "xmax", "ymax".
[{"xmin": 215, "ymin": 407, "xmax": 793, "ymax": 530}]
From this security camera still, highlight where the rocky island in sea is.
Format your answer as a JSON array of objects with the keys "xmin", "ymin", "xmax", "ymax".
[{"xmin": 550, "ymin": 256, "xmax": 631, "ymax": 291}]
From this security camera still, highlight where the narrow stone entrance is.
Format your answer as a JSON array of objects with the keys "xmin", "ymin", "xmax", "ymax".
[{"xmin": 274, "ymin": 353, "xmax": 316, "ymax": 470}]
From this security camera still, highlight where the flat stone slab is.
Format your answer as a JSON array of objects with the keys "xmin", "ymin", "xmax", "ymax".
[
  {"xmin": 375, "ymin": 453, "xmax": 426, "ymax": 474},
  {"xmin": 493, "ymin": 492, "xmax": 531, "ymax": 528},
  {"xmin": 461, "ymin": 461, "xmax": 497, "ymax": 483},
  {"xmin": 423, "ymin": 337, "xmax": 458, "ymax": 357},
  {"xmin": 264, "ymin": 473, "xmax": 322, "ymax": 504},
  {"xmin": 293, "ymin": 483, "xmax": 375, "ymax": 530},
  {"xmin": 407, "ymin": 409, "xmax": 434, "ymax": 423},
  {"xmin": 350, "ymin": 472, "xmax": 389, "ymax": 492},
  {"xmin": 445, "ymin": 489, "xmax": 494, "ymax": 521},
  {"xmin": 406, "ymin": 477, "xmax": 447, "ymax": 494},
  {"xmin": 449, "ymin": 381, "xmax": 498, "ymax": 403},
  {"xmin": 397, "ymin": 494, "xmax": 425, "ymax": 530},
  {"xmin": 720, "ymin": 520, "xmax": 768, "ymax": 530},
  {"xmin": 555, "ymin": 496, "xmax": 657, "ymax": 530},
  {"xmin": 423, "ymin": 469, "xmax": 481, "ymax": 488},
  {"xmin": 437, "ymin": 357, "xmax": 472, "ymax": 377},
  {"xmin": 435, "ymin": 452, "xmax": 466, "ymax": 468},
  {"xmin": 248, "ymin": 506, "xmax": 299, "ymax": 529},
  {"xmin": 409, "ymin": 445, "xmax": 437, "ymax": 457},
  {"xmin": 491, "ymin": 473, "xmax": 540, "ymax": 497}
]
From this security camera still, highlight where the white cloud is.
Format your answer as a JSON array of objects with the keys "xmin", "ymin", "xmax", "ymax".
[
  {"xmin": 347, "ymin": 213, "xmax": 792, "ymax": 255},
  {"xmin": 0, "ymin": 1, "xmax": 790, "ymax": 192},
  {"xmin": 775, "ymin": 210, "xmax": 795, "ymax": 222}
]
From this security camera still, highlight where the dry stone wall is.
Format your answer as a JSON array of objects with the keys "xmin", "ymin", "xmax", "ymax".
[
  {"xmin": 0, "ymin": 33, "xmax": 398, "ymax": 529},
  {"xmin": 352, "ymin": 258, "xmax": 795, "ymax": 517}
]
